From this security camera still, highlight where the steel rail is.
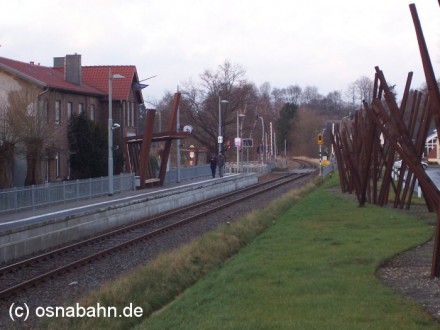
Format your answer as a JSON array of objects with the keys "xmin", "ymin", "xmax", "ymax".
[{"xmin": 0, "ymin": 160, "xmax": 314, "ymax": 298}]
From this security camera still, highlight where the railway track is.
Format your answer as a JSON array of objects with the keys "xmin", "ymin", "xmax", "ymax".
[{"xmin": 0, "ymin": 160, "xmax": 315, "ymax": 298}]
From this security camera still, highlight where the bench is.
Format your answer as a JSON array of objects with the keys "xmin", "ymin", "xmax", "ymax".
[{"xmin": 144, "ymin": 178, "xmax": 160, "ymax": 187}]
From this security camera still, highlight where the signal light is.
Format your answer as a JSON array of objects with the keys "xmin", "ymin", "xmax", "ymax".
[{"xmin": 317, "ymin": 134, "xmax": 323, "ymax": 145}]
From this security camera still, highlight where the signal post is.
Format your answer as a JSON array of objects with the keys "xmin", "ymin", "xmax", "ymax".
[{"xmin": 317, "ymin": 133, "xmax": 323, "ymax": 176}]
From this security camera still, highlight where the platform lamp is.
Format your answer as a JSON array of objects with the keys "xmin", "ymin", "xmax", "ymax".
[
  {"xmin": 236, "ymin": 112, "xmax": 245, "ymax": 172},
  {"xmin": 218, "ymin": 97, "xmax": 229, "ymax": 153},
  {"xmin": 176, "ymin": 87, "xmax": 192, "ymax": 183},
  {"xmin": 108, "ymin": 69, "xmax": 125, "ymax": 196},
  {"xmin": 257, "ymin": 115, "xmax": 265, "ymax": 163}
]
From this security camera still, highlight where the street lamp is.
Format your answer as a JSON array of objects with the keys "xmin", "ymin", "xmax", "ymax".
[
  {"xmin": 236, "ymin": 113, "xmax": 245, "ymax": 173},
  {"xmin": 176, "ymin": 88, "xmax": 192, "ymax": 183},
  {"xmin": 108, "ymin": 69, "xmax": 125, "ymax": 196},
  {"xmin": 218, "ymin": 96, "xmax": 229, "ymax": 153},
  {"xmin": 257, "ymin": 115, "xmax": 265, "ymax": 163}
]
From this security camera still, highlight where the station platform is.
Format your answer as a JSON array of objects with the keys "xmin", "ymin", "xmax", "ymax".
[{"xmin": 0, "ymin": 173, "xmax": 258, "ymax": 263}]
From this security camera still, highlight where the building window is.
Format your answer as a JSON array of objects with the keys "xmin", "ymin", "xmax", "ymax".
[
  {"xmin": 55, "ymin": 100, "xmax": 61, "ymax": 125},
  {"xmin": 131, "ymin": 102, "xmax": 135, "ymax": 127},
  {"xmin": 126, "ymin": 102, "xmax": 130, "ymax": 127},
  {"xmin": 44, "ymin": 100, "xmax": 49, "ymax": 124},
  {"xmin": 127, "ymin": 102, "xmax": 133, "ymax": 127},
  {"xmin": 56, "ymin": 152, "xmax": 61, "ymax": 178},
  {"xmin": 90, "ymin": 104, "xmax": 95, "ymax": 121},
  {"xmin": 67, "ymin": 102, "xmax": 72, "ymax": 120},
  {"xmin": 78, "ymin": 103, "xmax": 83, "ymax": 115},
  {"xmin": 123, "ymin": 102, "xmax": 127, "ymax": 127}
]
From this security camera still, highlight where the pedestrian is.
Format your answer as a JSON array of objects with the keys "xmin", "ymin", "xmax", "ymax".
[
  {"xmin": 209, "ymin": 153, "xmax": 217, "ymax": 178},
  {"xmin": 217, "ymin": 152, "xmax": 225, "ymax": 177}
]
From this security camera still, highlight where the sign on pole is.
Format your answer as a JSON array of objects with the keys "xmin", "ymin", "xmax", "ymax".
[
  {"xmin": 317, "ymin": 133, "xmax": 323, "ymax": 145},
  {"xmin": 241, "ymin": 138, "xmax": 253, "ymax": 147}
]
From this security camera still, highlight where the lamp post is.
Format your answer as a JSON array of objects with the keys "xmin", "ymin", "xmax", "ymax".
[
  {"xmin": 176, "ymin": 98, "xmax": 181, "ymax": 183},
  {"xmin": 236, "ymin": 113, "xmax": 245, "ymax": 173},
  {"xmin": 218, "ymin": 97, "xmax": 229, "ymax": 153},
  {"xmin": 257, "ymin": 115, "xmax": 265, "ymax": 163},
  {"xmin": 176, "ymin": 88, "xmax": 192, "ymax": 183},
  {"xmin": 108, "ymin": 69, "xmax": 125, "ymax": 196}
]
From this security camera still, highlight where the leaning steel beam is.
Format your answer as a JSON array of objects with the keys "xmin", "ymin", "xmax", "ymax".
[{"xmin": 410, "ymin": 3, "xmax": 440, "ymax": 278}]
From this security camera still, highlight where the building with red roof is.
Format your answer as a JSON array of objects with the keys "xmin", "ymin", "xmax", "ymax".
[{"xmin": 0, "ymin": 54, "xmax": 146, "ymax": 186}]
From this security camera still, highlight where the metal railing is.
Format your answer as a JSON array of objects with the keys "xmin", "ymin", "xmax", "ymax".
[
  {"xmin": 0, "ymin": 163, "xmax": 271, "ymax": 214},
  {"xmin": 0, "ymin": 173, "xmax": 135, "ymax": 214},
  {"xmin": 225, "ymin": 161, "xmax": 272, "ymax": 175},
  {"xmin": 164, "ymin": 164, "xmax": 212, "ymax": 184}
]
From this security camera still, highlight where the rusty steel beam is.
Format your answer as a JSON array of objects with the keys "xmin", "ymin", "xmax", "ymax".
[
  {"xmin": 372, "ymin": 68, "xmax": 438, "ymax": 209},
  {"xmin": 410, "ymin": 4, "xmax": 440, "ymax": 131},
  {"xmin": 331, "ymin": 128, "xmax": 349, "ymax": 193},
  {"xmin": 138, "ymin": 110, "xmax": 156, "ymax": 189},
  {"xmin": 157, "ymin": 92, "xmax": 181, "ymax": 185},
  {"xmin": 333, "ymin": 1, "xmax": 440, "ymax": 278},
  {"xmin": 410, "ymin": 3, "xmax": 440, "ymax": 277},
  {"xmin": 124, "ymin": 92, "xmax": 190, "ymax": 189}
]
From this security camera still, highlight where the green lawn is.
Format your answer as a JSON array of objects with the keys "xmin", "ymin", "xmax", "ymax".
[
  {"xmin": 44, "ymin": 176, "xmax": 439, "ymax": 329},
  {"xmin": 138, "ymin": 181, "xmax": 438, "ymax": 329}
]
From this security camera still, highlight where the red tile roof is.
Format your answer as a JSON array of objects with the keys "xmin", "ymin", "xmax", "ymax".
[
  {"xmin": 81, "ymin": 66, "xmax": 137, "ymax": 100},
  {"xmin": 0, "ymin": 56, "xmax": 104, "ymax": 96},
  {"xmin": 0, "ymin": 57, "xmax": 141, "ymax": 101}
]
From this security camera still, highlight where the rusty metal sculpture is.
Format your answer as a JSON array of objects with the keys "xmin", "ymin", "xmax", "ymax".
[
  {"xmin": 410, "ymin": 2, "xmax": 440, "ymax": 277},
  {"xmin": 332, "ymin": 4, "xmax": 440, "ymax": 277},
  {"xmin": 124, "ymin": 92, "xmax": 189, "ymax": 189}
]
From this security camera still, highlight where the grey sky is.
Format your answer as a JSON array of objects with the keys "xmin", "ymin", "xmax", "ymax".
[{"xmin": 1, "ymin": 0, "xmax": 439, "ymax": 103}]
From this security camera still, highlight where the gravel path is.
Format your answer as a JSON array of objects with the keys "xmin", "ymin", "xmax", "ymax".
[{"xmin": 378, "ymin": 236, "xmax": 440, "ymax": 321}]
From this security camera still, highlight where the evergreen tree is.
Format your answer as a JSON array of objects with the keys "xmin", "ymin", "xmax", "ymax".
[
  {"xmin": 68, "ymin": 113, "xmax": 107, "ymax": 179},
  {"xmin": 275, "ymin": 102, "xmax": 297, "ymax": 152}
]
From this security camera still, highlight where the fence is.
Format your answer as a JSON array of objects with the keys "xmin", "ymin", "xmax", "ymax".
[
  {"xmin": 164, "ymin": 164, "xmax": 212, "ymax": 184},
  {"xmin": 0, "ymin": 173, "xmax": 135, "ymax": 214},
  {"xmin": 226, "ymin": 161, "xmax": 272, "ymax": 175},
  {"xmin": 1, "ymin": 163, "xmax": 270, "ymax": 214},
  {"xmin": 165, "ymin": 163, "xmax": 270, "ymax": 183}
]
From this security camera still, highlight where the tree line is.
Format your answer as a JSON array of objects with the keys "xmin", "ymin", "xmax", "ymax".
[
  {"xmin": 149, "ymin": 61, "xmax": 385, "ymax": 163},
  {"xmin": 2, "ymin": 59, "xmax": 413, "ymax": 188}
]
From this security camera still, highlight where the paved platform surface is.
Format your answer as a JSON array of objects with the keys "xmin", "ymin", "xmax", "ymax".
[
  {"xmin": 0, "ymin": 175, "xmax": 225, "ymax": 229},
  {"xmin": 2, "ymin": 166, "xmax": 440, "ymax": 230}
]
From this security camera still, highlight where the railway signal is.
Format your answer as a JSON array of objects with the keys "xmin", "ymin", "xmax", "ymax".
[{"xmin": 317, "ymin": 133, "xmax": 323, "ymax": 145}]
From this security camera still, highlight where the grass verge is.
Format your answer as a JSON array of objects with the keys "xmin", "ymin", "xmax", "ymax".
[
  {"xmin": 43, "ymin": 175, "xmax": 438, "ymax": 329},
  {"xmin": 42, "ymin": 176, "xmax": 320, "ymax": 329}
]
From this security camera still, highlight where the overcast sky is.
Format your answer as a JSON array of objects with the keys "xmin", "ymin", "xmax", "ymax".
[{"xmin": 1, "ymin": 0, "xmax": 439, "ymax": 104}]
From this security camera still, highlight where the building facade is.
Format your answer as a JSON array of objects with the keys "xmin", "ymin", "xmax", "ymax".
[{"xmin": 0, "ymin": 54, "xmax": 145, "ymax": 187}]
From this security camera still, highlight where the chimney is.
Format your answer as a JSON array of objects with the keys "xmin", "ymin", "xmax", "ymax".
[
  {"xmin": 53, "ymin": 54, "xmax": 82, "ymax": 85},
  {"xmin": 64, "ymin": 54, "xmax": 82, "ymax": 85}
]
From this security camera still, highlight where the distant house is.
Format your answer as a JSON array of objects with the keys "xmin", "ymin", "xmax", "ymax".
[
  {"xmin": 425, "ymin": 130, "xmax": 439, "ymax": 163},
  {"xmin": 0, "ymin": 54, "xmax": 145, "ymax": 186}
]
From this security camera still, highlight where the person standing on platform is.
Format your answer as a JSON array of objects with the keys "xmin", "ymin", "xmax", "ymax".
[
  {"xmin": 217, "ymin": 152, "xmax": 225, "ymax": 177},
  {"xmin": 209, "ymin": 153, "xmax": 217, "ymax": 178}
]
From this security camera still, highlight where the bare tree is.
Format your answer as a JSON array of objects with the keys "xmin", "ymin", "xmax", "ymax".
[
  {"xmin": 344, "ymin": 82, "xmax": 358, "ymax": 112},
  {"xmin": 346, "ymin": 76, "xmax": 374, "ymax": 110},
  {"xmin": 272, "ymin": 84, "xmax": 302, "ymax": 106},
  {"xmin": 0, "ymin": 98, "xmax": 16, "ymax": 188},
  {"xmin": 301, "ymin": 86, "xmax": 321, "ymax": 104},
  {"xmin": 7, "ymin": 86, "xmax": 56, "ymax": 185},
  {"xmin": 319, "ymin": 90, "xmax": 350, "ymax": 119},
  {"xmin": 178, "ymin": 60, "xmax": 254, "ymax": 157},
  {"xmin": 289, "ymin": 107, "xmax": 325, "ymax": 157}
]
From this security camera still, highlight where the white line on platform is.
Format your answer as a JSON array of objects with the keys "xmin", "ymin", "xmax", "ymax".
[{"xmin": 0, "ymin": 177, "xmax": 225, "ymax": 228}]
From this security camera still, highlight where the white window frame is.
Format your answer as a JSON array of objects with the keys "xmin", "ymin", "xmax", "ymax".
[{"xmin": 55, "ymin": 100, "xmax": 61, "ymax": 125}]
